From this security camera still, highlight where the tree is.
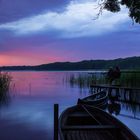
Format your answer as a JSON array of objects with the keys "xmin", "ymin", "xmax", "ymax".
[{"xmin": 98, "ymin": 0, "xmax": 140, "ymax": 24}]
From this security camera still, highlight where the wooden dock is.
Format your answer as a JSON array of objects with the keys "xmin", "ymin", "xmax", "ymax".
[
  {"xmin": 90, "ymin": 84, "xmax": 140, "ymax": 91},
  {"xmin": 90, "ymin": 84, "xmax": 140, "ymax": 104}
]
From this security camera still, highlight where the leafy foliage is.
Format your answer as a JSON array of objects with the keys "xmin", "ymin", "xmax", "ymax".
[
  {"xmin": 102, "ymin": 0, "xmax": 140, "ymax": 23},
  {"xmin": 104, "ymin": 0, "xmax": 121, "ymax": 12}
]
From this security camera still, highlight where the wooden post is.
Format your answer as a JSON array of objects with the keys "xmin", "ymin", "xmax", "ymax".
[{"xmin": 54, "ymin": 104, "xmax": 59, "ymax": 140}]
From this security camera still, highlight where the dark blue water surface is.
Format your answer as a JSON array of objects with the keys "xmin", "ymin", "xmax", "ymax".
[{"xmin": 0, "ymin": 71, "xmax": 140, "ymax": 140}]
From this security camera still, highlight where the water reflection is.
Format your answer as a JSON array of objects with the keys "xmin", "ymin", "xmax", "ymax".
[
  {"xmin": 108, "ymin": 101, "xmax": 121, "ymax": 115},
  {"xmin": 108, "ymin": 89, "xmax": 140, "ymax": 116},
  {"xmin": 108, "ymin": 100, "xmax": 140, "ymax": 118},
  {"xmin": 119, "ymin": 89, "xmax": 140, "ymax": 104},
  {"xmin": 0, "ymin": 90, "xmax": 10, "ymax": 107},
  {"xmin": 0, "ymin": 72, "xmax": 90, "ymax": 140},
  {"xmin": 103, "ymin": 92, "xmax": 140, "ymax": 138},
  {"xmin": 0, "ymin": 71, "xmax": 140, "ymax": 139}
]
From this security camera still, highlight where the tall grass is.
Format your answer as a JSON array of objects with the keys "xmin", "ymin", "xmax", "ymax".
[
  {"xmin": 66, "ymin": 72, "xmax": 140, "ymax": 104},
  {"xmin": 67, "ymin": 72, "xmax": 140, "ymax": 88},
  {"xmin": 120, "ymin": 72, "xmax": 140, "ymax": 88},
  {"xmin": 66, "ymin": 73, "xmax": 106, "ymax": 88},
  {"xmin": 0, "ymin": 72, "xmax": 12, "ymax": 106}
]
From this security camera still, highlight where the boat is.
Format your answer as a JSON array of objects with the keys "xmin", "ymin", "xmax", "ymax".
[
  {"xmin": 77, "ymin": 90, "xmax": 108, "ymax": 109},
  {"xmin": 59, "ymin": 104, "xmax": 139, "ymax": 140}
]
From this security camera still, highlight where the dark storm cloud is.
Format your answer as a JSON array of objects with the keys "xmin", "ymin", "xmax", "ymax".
[{"xmin": 0, "ymin": 0, "xmax": 68, "ymax": 24}]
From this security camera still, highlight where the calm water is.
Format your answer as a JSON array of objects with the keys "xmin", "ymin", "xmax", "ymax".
[{"xmin": 0, "ymin": 71, "xmax": 140, "ymax": 139}]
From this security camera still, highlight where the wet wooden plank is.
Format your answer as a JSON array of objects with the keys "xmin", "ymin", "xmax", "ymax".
[
  {"xmin": 64, "ymin": 130, "xmax": 117, "ymax": 140},
  {"xmin": 62, "ymin": 125, "xmax": 118, "ymax": 131}
]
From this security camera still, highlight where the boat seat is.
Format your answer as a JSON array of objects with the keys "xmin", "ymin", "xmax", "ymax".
[
  {"xmin": 62, "ymin": 125, "xmax": 119, "ymax": 131},
  {"xmin": 69, "ymin": 113, "xmax": 89, "ymax": 117}
]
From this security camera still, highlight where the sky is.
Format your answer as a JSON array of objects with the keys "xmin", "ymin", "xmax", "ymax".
[{"xmin": 0, "ymin": 0, "xmax": 140, "ymax": 66}]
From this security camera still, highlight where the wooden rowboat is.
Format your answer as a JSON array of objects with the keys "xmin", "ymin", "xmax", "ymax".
[
  {"xmin": 77, "ymin": 90, "xmax": 108, "ymax": 109},
  {"xmin": 59, "ymin": 105, "xmax": 139, "ymax": 140}
]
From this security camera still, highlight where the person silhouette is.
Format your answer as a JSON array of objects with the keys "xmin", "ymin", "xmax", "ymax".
[
  {"xmin": 107, "ymin": 67, "xmax": 114, "ymax": 85},
  {"xmin": 107, "ymin": 66, "xmax": 121, "ymax": 85},
  {"xmin": 114, "ymin": 66, "xmax": 121, "ymax": 79}
]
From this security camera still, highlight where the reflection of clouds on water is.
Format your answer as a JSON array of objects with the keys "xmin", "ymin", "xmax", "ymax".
[
  {"xmin": 0, "ymin": 71, "xmax": 140, "ymax": 139},
  {"xmin": 0, "ymin": 98, "xmax": 77, "ymax": 131},
  {"xmin": 9, "ymin": 72, "xmax": 89, "ymax": 100},
  {"xmin": 0, "ymin": 101, "xmax": 52, "ymax": 130},
  {"xmin": 120, "ymin": 102, "xmax": 140, "ymax": 118},
  {"xmin": 107, "ymin": 99, "xmax": 140, "ymax": 138},
  {"xmin": 116, "ymin": 114, "xmax": 140, "ymax": 138}
]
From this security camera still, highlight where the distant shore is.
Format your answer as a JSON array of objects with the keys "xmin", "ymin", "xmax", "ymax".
[{"xmin": 0, "ymin": 56, "xmax": 140, "ymax": 71}]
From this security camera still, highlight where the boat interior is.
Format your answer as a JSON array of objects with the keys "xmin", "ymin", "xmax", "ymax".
[{"xmin": 60, "ymin": 106, "xmax": 136, "ymax": 140}]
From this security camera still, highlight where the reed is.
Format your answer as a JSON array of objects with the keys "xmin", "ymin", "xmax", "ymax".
[
  {"xmin": 67, "ymin": 72, "xmax": 140, "ymax": 88},
  {"xmin": 120, "ymin": 72, "xmax": 140, "ymax": 88},
  {"xmin": 67, "ymin": 73, "xmax": 106, "ymax": 88},
  {"xmin": 66, "ymin": 71, "xmax": 140, "ymax": 106},
  {"xmin": 0, "ymin": 72, "xmax": 12, "ymax": 106}
]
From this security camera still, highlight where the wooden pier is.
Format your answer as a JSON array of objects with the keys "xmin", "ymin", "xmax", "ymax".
[
  {"xmin": 90, "ymin": 84, "xmax": 140, "ymax": 91},
  {"xmin": 90, "ymin": 84, "xmax": 140, "ymax": 104}
]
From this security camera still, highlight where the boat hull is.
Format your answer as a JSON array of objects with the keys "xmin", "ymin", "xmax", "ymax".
[
  {"xmin": 77, "ymin": 90, "xmax": 108, "ymax": 109},
  {"xmin": 59, "ymin": 105, "xmax": 139, "ymax": 140}
]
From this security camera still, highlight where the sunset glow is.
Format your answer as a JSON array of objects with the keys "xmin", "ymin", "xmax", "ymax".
[{"xmin": 0, "ymin": 0, "xmax": 139, "ymax": 66}]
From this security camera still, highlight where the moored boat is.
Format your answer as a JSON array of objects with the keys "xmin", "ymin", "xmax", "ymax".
[
  {"xmin": 77, "ymin": 90, "xmax": 108, "ymax": 109},
  {"xmin": 59, "ymin": 104, "xmax": 139, "ymax": 140}
]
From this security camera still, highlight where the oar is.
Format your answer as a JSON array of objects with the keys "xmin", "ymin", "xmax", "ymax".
[{"xmin": 81, "ymin": 105, "xmax": 102, "ymax": 125}]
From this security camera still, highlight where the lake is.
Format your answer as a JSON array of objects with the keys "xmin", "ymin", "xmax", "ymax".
[{"xmin": 0, "ymin": 71, "xmax": 140, "ymax": 140}]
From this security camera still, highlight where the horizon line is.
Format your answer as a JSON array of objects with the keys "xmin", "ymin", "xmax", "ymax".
[{"xmin": 0, "ymin": 56, "xmax": 139, "ymax": 67}]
